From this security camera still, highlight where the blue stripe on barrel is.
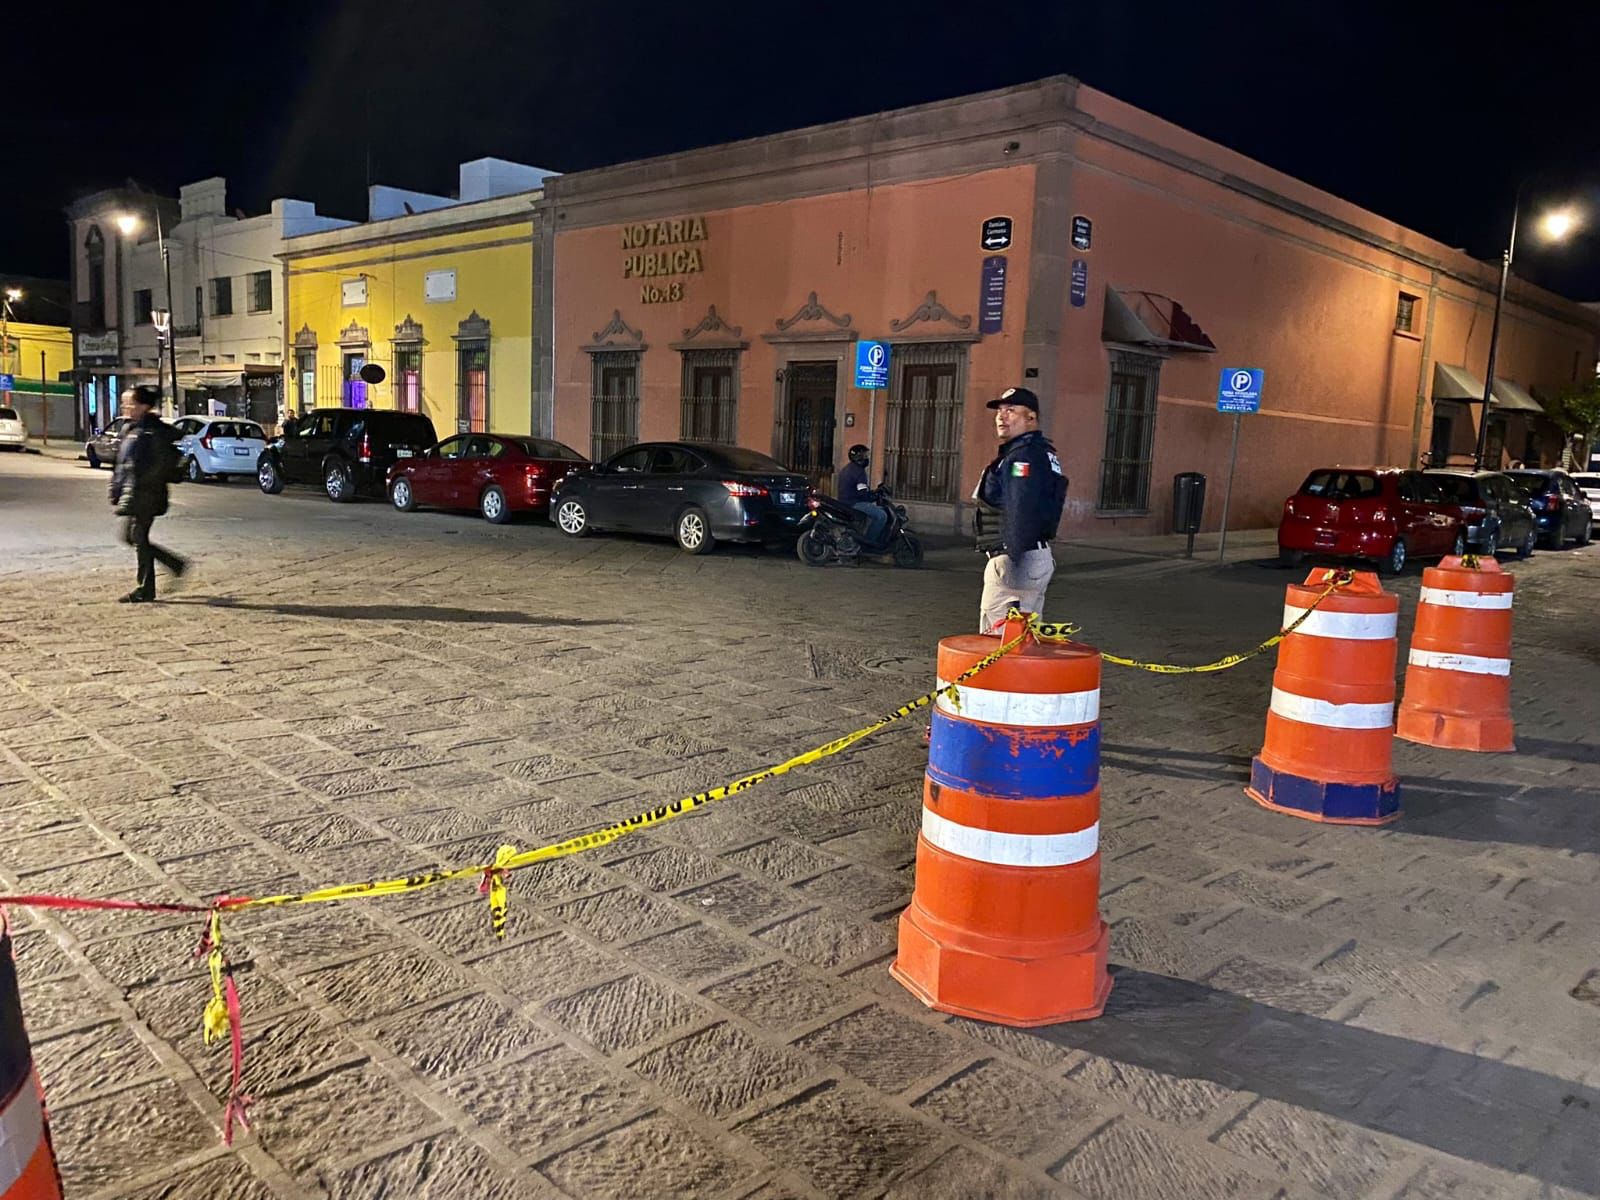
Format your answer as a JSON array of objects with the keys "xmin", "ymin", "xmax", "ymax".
[{"xmin": 928, "ymin": 709, "xmax": 1099, "ymax": 799}]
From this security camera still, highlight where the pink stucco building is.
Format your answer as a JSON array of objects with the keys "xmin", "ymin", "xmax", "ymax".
[{"xmin": 545, "ymin": 77, "xmax": 1599, "ymax": 534}]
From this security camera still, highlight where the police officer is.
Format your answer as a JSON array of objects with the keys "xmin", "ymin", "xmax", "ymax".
[{"xmin": 972, "ymin": 386, "xmax": 1067, "ymax": 631}]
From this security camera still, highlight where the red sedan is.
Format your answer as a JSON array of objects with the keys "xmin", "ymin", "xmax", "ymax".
[
  {"xmin": 387, "ymin": 433, "xmax": 590, "ymax": 523},
  {"xmin": 1277, "ymin": 467, "xmax": 1464, "ymax": 574}
]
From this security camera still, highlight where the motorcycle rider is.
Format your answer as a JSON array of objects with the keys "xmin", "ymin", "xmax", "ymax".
[
  {"xmin": 836, "ymin": 443, "xmax": 888, "ymax": 546},
  {"xmin": 972, "ymin": 386, "xmax": 1067, "ymax": 631}
]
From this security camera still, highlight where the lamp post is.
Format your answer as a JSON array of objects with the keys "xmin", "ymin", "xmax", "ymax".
[
  {"xmin": 116, "ymin": 208, "xmax": 181, "ymax": 417},
  {"xmin": 1475, "ymin": 186, "xmax": 1580, "ymax": 469}
]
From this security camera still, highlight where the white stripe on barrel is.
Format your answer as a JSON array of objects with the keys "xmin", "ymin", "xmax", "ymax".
[
  {"xmin": 936, "ymin": 679, "xmax": 1099, "ymax": 727},
  {"xmin": 921, "ymin": 808, "xmax": 1099, "ymax": 867},
  {"xmin": 0, "ymin": 1083, "xmax": 45, "ymax": 1194},
  {"xmin": 1419, "ymin": 586, "xmax": 1513, "ymax": 610},
  {"xmin": 1270, "ymin": 687, "xmax": 1394, "ymax": 730},
  {"xmin": 1282, "ymin": 604, "xmax": 1397, "ymax": 641},
  {"xmin": 1408, "ymin": 648, "xmax": 1511, "ymax": 677}
]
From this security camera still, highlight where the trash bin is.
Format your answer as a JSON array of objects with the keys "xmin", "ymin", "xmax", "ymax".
[{"xmin": 1173, "ymin": 472, "xmax": 1206, "ymax": 556}]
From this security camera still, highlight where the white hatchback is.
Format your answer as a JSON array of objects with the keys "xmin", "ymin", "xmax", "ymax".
[
  {"xmin": 1573, "ymin": 473, "xmax": 1600, "ymax": 528},
  {"xmin": 0, "ymin": 404, "xmax": 26, "ymax": 450},
  {"xmin": 175, "ymin": 417, "xmax": 268, "ymax": 482}
]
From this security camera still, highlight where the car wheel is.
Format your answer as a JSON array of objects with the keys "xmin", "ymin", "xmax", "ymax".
[
  {"xmin": 1517, "ymin": 528, "xmax": 1535, "ymax": 560},
  {"xmin": 481, "ymin": 485, "xmax": 511, "ymax": 524},
  {"xmin": 86, "ymin": 447, "xmax": 101, "ymax": 469},
  {"xmin": 675, "ymin": 506, "xmax": 714, "ymax": 555},
  {"xmin": 796, "ymin": 527, "xmax": 833, "ymax": 566},
  {"xmin": 391, "ymin": 478, "xmax": 416, "ymax": 512},
  {"xmin": 1278, "ymin": 547, "xmax": 1305, "ymax": 567},
  {"xmin": 185, "ymin": 456, "xmax": 204, "ymax": 484},
  {"xmin": 324, "ymin": 460, "xmax": 353, "ymax": 503},
  {"xmin": 1580, "ymin": 522, "xmax": 1592, "ymax": 548},
  {"xmin": 257, "ymin": 459, "xmax": 284, "ymax": 494},
  {"xmin": 555, "ymin": 497, "xmax": 589, "ymax": 537},
  {"xmin": 1378, "ymin": 538, "xmax": 1407, "ymax": 576},
  {"xmin": 1451, "ymin": 531, "xmax": 1466, "ymax": 557},
  {"xmin": 892, "ymin": 531, "xmax": 924, "ymax": 568}
]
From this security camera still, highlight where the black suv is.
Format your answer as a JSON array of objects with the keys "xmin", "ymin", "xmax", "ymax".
[
  {"xmin": 1424, "ymin": 469, "xmax": 1538, "ymax": 558},
  {"xmin": 1505, "ymin": 469, "xmax": 1594, "ymax": 549},
  {"xmin": 257, "ymin": 408, "xmax": 438, "ymax": 502}
]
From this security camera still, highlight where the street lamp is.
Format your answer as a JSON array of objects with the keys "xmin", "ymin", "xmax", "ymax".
[
  {"xmin": 113, "ymin": 208, "xmax": 181, "ymax": 418},
  {"xmin": 1475, "ymin": 186, "xmax": 1580, "ymax": 469}
]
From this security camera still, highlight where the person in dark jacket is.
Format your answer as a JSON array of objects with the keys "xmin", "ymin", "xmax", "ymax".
[
  {"xmin": 972, "ymin": 386, "xmax": 1067, "ymax": 631},
  {"xmin": 835, "ymin": 443, "xmax": 887, "ymax": 544},
  {"xmin": 110, "ymin": 386, "xmax": 187, "ymax": 603}
]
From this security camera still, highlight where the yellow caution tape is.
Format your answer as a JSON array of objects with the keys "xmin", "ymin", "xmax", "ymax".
[{"xmin": 1011, "ymin": 567, "xmax": 1353, "ymax": 675}]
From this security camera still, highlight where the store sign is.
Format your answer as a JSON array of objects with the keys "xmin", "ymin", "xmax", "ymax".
[
  {"xmin": 622, "ymin": 217, "xmax": 707, "ymax": 280},
  {"xmin": 979, "ymin": 256, "xmax": 1007, "ymax": 334},
  {"xmin": 77, "ymin": 331, "xmax": 119, "ymax": 360}
]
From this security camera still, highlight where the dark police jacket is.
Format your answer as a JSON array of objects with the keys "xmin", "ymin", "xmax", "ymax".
[{"xmin": 973, "ymin": 430, "xmax": 1067, "ymax": 557}]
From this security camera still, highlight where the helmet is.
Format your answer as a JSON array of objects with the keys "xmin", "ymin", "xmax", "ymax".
[{"xmin": 847, "ymin": 444, "xmax": 871, "ymax": 466}]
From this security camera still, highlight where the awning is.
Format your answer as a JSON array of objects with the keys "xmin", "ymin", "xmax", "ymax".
[
  {"xmin": 1431, "ymin": 363, "xmax": 1546, "ymax": 413},
  {"xmin": 1103, "ymin": 287, "xmax": 1217, "ymax": 353}
]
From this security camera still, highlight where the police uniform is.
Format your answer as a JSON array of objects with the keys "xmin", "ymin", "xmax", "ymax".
[{"xmin": 973, "ymin": 390, "xmax": 1067, "ymax": 631}]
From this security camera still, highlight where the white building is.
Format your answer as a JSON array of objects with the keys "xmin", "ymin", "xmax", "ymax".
[{"xmin": 67, "ymin": 180, "xmax": 350, "ymax": 432}]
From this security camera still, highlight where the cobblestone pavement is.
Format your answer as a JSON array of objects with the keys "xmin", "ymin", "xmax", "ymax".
[{"xmin": 2, "ymin": 452, "xmax": 1598, "ymax": 1198}]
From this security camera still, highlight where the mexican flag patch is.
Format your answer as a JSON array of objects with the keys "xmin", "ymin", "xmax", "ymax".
[{"xmin": 1011, "ymin": 461, "xmax": 1031, "ymax": 477}]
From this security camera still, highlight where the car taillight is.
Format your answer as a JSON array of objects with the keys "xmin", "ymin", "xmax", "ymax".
[
  {"xmin": 1283, "ymin": 498, "xmax": 1295, "ymax": 515},
  {"xmin": 722, "ymin": 481, "xmax": 768, "ymax": 497},
  {"xmin": 200, "ymin": 434, "xmax": 213, "ymax": 450},
  {"xmin": 359, "ymin": 432, "xmax": 372, "ymax": 463}
]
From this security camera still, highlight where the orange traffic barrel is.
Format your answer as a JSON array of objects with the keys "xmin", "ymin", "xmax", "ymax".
[
  {"xmin": 0, "ymin": 920, "xmax": 64, "ymax": 1199},
  {"xmin": 1246, "ymin": 569, "xmax": 1400, "ymax": 825},
  {"xmin": 1396, "ymin": 555, "xmax": 1515, "ymax": 752},
  {"xmin": 892, "ymin": 613, "xmax": 1111, "ymax": 1026}
]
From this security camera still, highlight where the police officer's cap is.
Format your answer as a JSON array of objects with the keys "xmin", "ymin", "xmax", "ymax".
[{"xmin": 986, "ymin": 386, "xmax": 1039, "ymax": 413}]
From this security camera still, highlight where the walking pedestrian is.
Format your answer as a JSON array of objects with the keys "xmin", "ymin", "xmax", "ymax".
[
  {"xmin": 972, "ymin": 387, "xmax": 1067, "ymax": 632},
  {"xmin": 110, "ymin": 385, "xmax": 187, "ymax": 603}
]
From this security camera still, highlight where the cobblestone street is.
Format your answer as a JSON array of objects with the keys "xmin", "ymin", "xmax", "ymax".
[{"xmin": 2, "ymin": 451, "xmax": 1598, "ymax": 1199}]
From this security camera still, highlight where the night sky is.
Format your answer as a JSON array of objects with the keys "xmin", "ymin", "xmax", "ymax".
[{"xmin": 8, "ymin": 0, "xmax": 1598, "ymax": 300}]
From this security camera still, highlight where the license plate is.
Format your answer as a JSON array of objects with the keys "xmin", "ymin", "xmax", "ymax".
[
  {"xmin": 779, "ymin": 491, "xmax": 797, "ymax": 505},
  {"xmin": 233, "ymin": 447, "xmax": 250, "ymax": 456},
  {"xmin": 395, "ymin": 448, "xmax": 414, "ymax": 458}
]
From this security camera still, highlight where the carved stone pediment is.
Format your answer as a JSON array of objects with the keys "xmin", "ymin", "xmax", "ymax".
[
  {"xmin": 336, "ymin": 320, "xmax": 370, "ymax": 346},
  {"xmin": 453, "ymin": 310, "xmax": 490, "ymax": 342},
  {"xmin": 582, "ymin": 310, "xmax": 647, "ymax": 354},
  {"xmin": 392, "ymin": 314, "xmax": 425, "ymax": 344},
  {"xmin": 670, "ymin": 305, "xmax": 748, "ymax": 351},
  {"xmin": 292, "ymin": 323, "xmax": 318, "ymax": 349},
  {"xmin": 890, "ymin": 291, "xmax": 973, "ymax": 334},
  {"xmin": 763, "ymin": 292, "xmax": 857, "ymax": 344}
]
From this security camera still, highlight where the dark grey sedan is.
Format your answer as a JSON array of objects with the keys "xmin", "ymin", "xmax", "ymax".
[{"xmin": 550, "ymin": 442, "xmax": 810, "ymax": 554}]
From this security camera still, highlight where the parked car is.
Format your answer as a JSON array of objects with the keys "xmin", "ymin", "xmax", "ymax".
[
  {"xmin": 0, "ymin": 405, "xmax": 25, "ymax": 450},
  {"xmin": 257, "ymin": 408, "xmax": 437, "ymax": 502},
  {"xmin": 173, "ymin": 417, "xmax": 268, "ymax": 483},
  {"xmin": 85, "ymin": 417, "xmax": 131, "ymax": 468},
  {"xmin": 551, "ymin": 441, "xmax": 810, "ymax": 553},
  {"xmin": 1277, "ymin": 468, "xmax": 1465, "ymax": 574},
  {"xmin": 388, "ymin": 433, "xmax": 589, "ymax": 523},
  {"xmin": 1423, "ymin": 470, "xmax": 1538, "ymax": 559},
  {"xmin": 1504, "ymin": 469, "xmax": 1593, "ymax": 548},
  {"xmin": 1572, "ymin": 472, "xmax": 1600, "ymax": 526}
]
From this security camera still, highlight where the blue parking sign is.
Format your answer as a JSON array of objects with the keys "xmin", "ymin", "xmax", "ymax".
[
  {"xmin": 1217, "ymin": 368, "xmax": 1263, "ymax": 413},
  {"xmin": 855, "ymin": 340, "xmax": 890, "ymax": 390},
  {"xmin": 0, "ymin": 374, "xmax": 14, "ymax": 391}
]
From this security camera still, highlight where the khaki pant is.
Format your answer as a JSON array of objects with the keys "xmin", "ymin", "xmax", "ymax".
[{"xmin": 979, "ymin": 547, "xmax": 1055, "ymax": 632}]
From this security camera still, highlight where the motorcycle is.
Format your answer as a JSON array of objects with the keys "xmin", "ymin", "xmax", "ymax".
[{"xmin": 795, "ymin": 483, "xmax": 923, "ymax": 568}]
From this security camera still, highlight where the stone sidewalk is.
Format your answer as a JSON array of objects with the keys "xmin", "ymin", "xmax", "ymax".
[{"xmin": 0, "ymin": 513, "xmax": 1596, "ymax": 1199}]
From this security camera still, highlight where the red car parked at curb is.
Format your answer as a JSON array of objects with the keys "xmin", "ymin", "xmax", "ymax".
[
  {"xmin": 1277, "ymin": 468, "xmax": 1466, "ymax": 575},
  {"xmin": 387, "ymin": 433, "xmax": 590, "ymax": 523}
]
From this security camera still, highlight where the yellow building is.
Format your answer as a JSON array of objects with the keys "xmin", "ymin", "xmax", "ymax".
[
  {"xmin": 0, "ymin": 318, "xmax": 75, "ymax": 437},
  {"xmin": 282, "ymin": 171, "xmax": 548, "ymax": 440}
]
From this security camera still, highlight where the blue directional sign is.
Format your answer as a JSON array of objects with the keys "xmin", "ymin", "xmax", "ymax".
[
  {"xmin": 1217, "ymin": 368, "xmax": 1263, "ymax": 413},
  {"xmin": 855, "ymin": 340, "xmax": 890, "ymax": 390},
  {"xmin": 0, "ymin": 375, "xmax": 13, "ymax": 391},
  {"xmin": 1069, "ymin": 259, "xmax": 1088, "ymax": 308}
]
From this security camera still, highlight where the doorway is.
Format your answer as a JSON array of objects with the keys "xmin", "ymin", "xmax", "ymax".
[{"xmin": 777, "ymin": 361, "xmax": 838, "ymax": 489}]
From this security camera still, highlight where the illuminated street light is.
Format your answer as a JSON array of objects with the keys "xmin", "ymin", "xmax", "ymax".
[
  {"xmin": 3, "ymin": 288, "xmax": 21, "ymax": 302},
  {"xmin": 115, "ymin": 213, "xmax": 141, "ymax": 236},
  {"xmin": 1540, "ymin": 208, "xmax": 1578, "ymax": 241}
]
